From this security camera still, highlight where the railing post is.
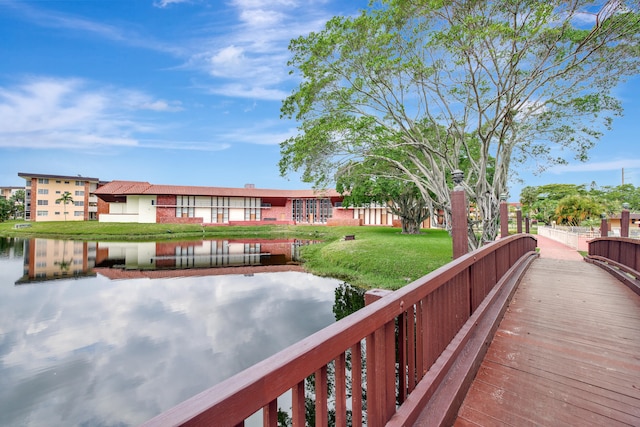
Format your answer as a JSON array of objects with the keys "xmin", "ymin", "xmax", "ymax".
[
  {"xmin": 500, "ymin": 194, "xmax": 509, "ymax": 238},
  {"xmin": 451, "ymin": 170, "xmax": 467, "ymax": 259},
  {"xmin": 621, "ymin": 203, "xmax": 630, "ymax": 238},
  {"xmin": 525, "ymin": 214, "xmax": 530, "ymax": 234},
  {"xmin": 601, "ymin": 213, "xmax": 608, "ymax": 238},
  {"xmin": 516, "ymin": 208, "xmax": 522, "ymax": 234}
]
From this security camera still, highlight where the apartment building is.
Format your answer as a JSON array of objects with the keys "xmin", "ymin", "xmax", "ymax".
[
  {"xmin": 18, "ymin": 173, "xmax": 100, "ymax": 221},
  {"xmin": 0, "ymin": 186, "xmax": 23, "ymax": 200}
]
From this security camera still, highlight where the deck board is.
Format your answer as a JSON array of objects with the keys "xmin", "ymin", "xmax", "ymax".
[{"xmin": 453, "ymin": 258, "xmax": 640, "ymax": 427}]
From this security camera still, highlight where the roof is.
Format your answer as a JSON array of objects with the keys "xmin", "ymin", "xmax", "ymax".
[
  {"xmin": 18, "ymin": 172, "xmax": 100, "ymax": 182},
  {"xmin": 94, "ymin": 180, "xmax": 341, "ymax": 199}
]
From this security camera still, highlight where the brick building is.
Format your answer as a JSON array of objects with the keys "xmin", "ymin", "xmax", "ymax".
[{"xmin": 93, "ymin": 180, "xmax": 409, "ymax": 226}]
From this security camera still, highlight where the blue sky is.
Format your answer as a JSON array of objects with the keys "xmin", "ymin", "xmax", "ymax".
[{"xmin": 1, "ymin": 0, "xmax": 639, "ymax": 200}]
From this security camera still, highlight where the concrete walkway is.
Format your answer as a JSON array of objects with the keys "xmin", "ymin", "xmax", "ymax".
[{"xmin": 534, "ymin": 234, "xmax": 585, "ymax": 261}]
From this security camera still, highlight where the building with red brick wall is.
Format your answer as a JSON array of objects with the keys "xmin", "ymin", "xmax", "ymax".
[{"xmin": 93, "ymin": 180, "xmax": 412, "ymax": 227}]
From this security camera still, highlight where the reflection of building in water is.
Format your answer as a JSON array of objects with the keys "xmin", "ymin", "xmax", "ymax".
[
  {"xmin": 95, "ymin": 239, "xmax": 308, "ymax": 270},
  {"xmin": 94, "ymin": 239, "xmax": 313, "ymax": 274},
  {"xmin": 16, "ymin": 239, "xmax": 97, "ymax": 284}
]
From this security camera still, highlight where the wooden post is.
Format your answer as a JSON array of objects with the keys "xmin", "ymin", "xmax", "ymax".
[
  {"xmin": 525, "ymin": 215, "xmax": 530, "ymax": 234},
  {"xmin": 500, "ymin": 200, "xmax": 509, "ymax": 238},
  {"xmin": 600, "ymin": 214, "xmax": 608, "ymax": 238},
  {"xmin": 451, "ymin": 187, "xmax": 468, "ymax": 259},
  {"xmin": 621, "ymin": 206, "xmax": 630, "ymax": 238},
  {"xmin": 516, "ymin": 209, "xmax": 522, "ymax": 234}
]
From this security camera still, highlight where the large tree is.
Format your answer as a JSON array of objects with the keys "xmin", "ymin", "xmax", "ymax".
[
  {"xmin": 336, "ymin": 156, "xmax": 433, "ymax": 234},
  {"xmin": 280, "ymin": 0, "xmax": 640, "ymax": 249},
  {"xmin": 9, "ymin": 189, "xmax": 25, "ymax": 220}
]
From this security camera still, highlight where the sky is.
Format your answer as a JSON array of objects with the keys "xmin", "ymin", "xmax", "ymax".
[{"xmin": 0, "ymin": 0, "xmax": 639, "ymax": 201}]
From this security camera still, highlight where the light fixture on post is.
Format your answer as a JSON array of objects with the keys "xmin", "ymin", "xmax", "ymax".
[
  {"xmin": 450, "ymin": 169, "xmax": 467, "ymax": 259},
  {"xmin": 452, "ymin": 169, "xmax": 464, "ymax": 189}
]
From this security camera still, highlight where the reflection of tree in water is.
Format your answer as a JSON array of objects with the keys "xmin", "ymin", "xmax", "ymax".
[
  {"xmin": 333, "ymin": 282, "xmax": 366, "ymax": 321},
  {"xmin": 278, "ymin": 282, "xmax": 367, "ymax": 426},
  {"xmin": 0, "ymin": 237, "xmax": 25, "ymax": 258},
  {"xmin": 54, "ymin": 241, "xmax": 72, "ymax": 274}
]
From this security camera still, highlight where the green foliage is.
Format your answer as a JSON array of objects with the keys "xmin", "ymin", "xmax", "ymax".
[
  {"xmin": 554, "ymin": 194, "xmax": 604, "ymax": 226},
  {"xmin": 280, "ymin": 0, "xmax": 640, "ymax": 248},
  {"xmin": 56, "ymin": 191, "xmax": 74, "ymax": 221},
  {"xmin": 332, "ymin": 283, "xmax": 366, "ymax": 321},
  {"xmin": 0, "ymin": 198, "xmax": 11, "ymax": 222},
  {"xmin": 520, "ymin": 182, "xmax": 640, "ymax": 225},
  {"xmin": 336, "ymin": 157, "xmax": 432, "ymax": 234},
  {"xmin": 9, "ymin": 190, "xmax": 25, "ymax": 219}
]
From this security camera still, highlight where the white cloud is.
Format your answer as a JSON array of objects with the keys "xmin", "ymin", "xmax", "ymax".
[
  {"xmin": 5, "ymin": 1, "xmax": 183, "ymax": 55},
  {"xmin": 239, "ymin": 8, "xmax": 286, "ymax": 27},
  {"xmin": 220, "ymin": 121, "xmax": 297, "ymax": 145},
  {"xmin": 206, "ymin": 83, "xmax": 288, "ymax": 101},
  {"xmin": 187, "ymin": 0, "xmax": 337, "ymax": 101},
  {"xmin": 549, "ymin": 159, "xmax": 640, "ymax": 173},
  {"xmin": 154, "ymin": 0, "xmax": 192, "ymax": 8},
  {"xmin": 0, "ymin": 77, "xmax": 185, "ymax": 150}
]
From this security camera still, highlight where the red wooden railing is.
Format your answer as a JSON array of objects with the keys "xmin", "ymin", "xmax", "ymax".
[
  {"xmin": 586, "ymin": 237, "xmax": 640, "ymax": 296},
  {"xmin": 142, "ymin": 234, "xmax": 538, "ymax": 427}
]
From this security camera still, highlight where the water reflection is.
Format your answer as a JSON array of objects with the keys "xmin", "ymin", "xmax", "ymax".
[
  {"xmin": 0, "ymin": 237, "xmax": 365, "ymax": 427},
  {"xmin": 16, "ymin": 238, "xmax": 314, "ymax": 284}
]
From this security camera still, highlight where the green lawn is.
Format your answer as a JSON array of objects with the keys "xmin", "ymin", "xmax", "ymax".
[{"xmin": 0, "ymin": 220, "xmax": 453, "ymax": 289}]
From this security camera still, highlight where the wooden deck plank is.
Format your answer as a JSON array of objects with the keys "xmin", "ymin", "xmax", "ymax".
[{"xmin": 453, "ymin": 259, "xmax": 640, "ymax": 427}]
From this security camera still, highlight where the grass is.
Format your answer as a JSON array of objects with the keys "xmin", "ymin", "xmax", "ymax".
[{"xmin": 0, "ymin": 220, "xmax": 453, "ymax": 289}]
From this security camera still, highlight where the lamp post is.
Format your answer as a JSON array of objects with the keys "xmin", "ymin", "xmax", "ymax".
[
  {"xmin": 500, "ymin": 192, "xmax": 509, "ymax": 238},
  {"xmin": 451, "ymin": 170, "xmax": 467, "ymax": 259}
]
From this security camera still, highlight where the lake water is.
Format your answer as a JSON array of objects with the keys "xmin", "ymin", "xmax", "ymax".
[{"xmin": 0, "ymin": 237, "xmax": 364, "ymax": 426}]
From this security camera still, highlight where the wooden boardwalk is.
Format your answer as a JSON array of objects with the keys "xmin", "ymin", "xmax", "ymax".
[{"xmin": 453, "ymin": 253, "xmax": 640, "ymax": 426}]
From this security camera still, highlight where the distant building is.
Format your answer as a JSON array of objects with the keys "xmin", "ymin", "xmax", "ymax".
[
  {"xmin": 18, "ymin": 173, "xmax": 101, "ymax": 221},
  {"xmin": 0, "ymin": 186, "xmax": 23, "ymax": 199}
]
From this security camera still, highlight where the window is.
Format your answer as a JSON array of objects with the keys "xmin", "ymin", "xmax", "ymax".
[
  {"xmin": 55, "ymin": 212, "xmax": 60, "ymax": 215},
  {"xmin": 244, "ymin": 198, "xmax": 261, "ymax": 221},
  {"xmin": 291, "ymin": 198, "xmax": 333, "ymax": 223},
  {"xmin": 37, "ymin": 189, "xmax": 49, "ymax": 195},
  {"xmin": 74, "ymin": 211, "xmax": 83, "ymax": 217},
  {"xmin": 211, "ymin": 197, "xmax": 229, "ymax": 223},
  {"xmin": 56, "ymin": 190, "xmax": 61, "ymax": 194},
  {"xmin": 56, "ymin": 180, "xmax": 61, "ymax": 183},
  {"xmin": 64, "ymin": 181, "xmax": 70, "ymax": 184},
  {"xmin": 75, "ymin": 181, "xmax": 84, "ymax": 186},
  {"xmin": 75, "ymin": 191, "xmax": 84, "ymax": 196},
  {"xmin": 74, "ymin": 201, "xmax": 84, "ymax": 206},
  {"xmin": 37, "ymin": 200, "xmax": 48, "ymax": 206},
  {"xmin": 37, "ymin": 211, "xmax": 48, "ymax": 216},
  {"xmin": 176, "ymin": 196, "xmax": 195, "ymax": 218},
  {"xmin": 26, "ymin": 181, "xmax": 31, "ymax": 187},
  {"xmin": 38, "ymin": 178, "xmax": 49, "ymax": 184}
]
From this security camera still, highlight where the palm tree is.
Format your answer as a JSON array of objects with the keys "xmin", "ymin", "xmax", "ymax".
[{"xmin": 56, "ymin": 191, "xmax": 74, "ymax": 221}]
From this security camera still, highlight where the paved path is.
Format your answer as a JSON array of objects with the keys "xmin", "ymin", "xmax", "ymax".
[
  {"xmin": 534, "ymin": 234, "xmax": 584, "ymax": 261},
  {"xmin": 453, "ymin": 236, "xmax": 640, "ymax": 426}
]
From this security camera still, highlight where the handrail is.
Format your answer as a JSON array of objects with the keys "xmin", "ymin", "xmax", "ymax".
[
  {"xmin": 586, "ymin": 237, "xmax": 640, "ymax": 296},
  {"xmin": 142, "ymin": 234, "xmax": 538, "ymax": 427}
]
